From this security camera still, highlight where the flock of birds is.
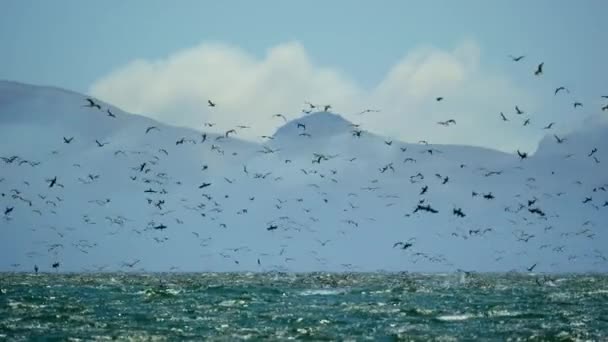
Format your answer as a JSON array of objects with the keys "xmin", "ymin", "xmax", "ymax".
[{"xmin": 1, "ymin": 55, "xmax": 608, "ymax": 274}]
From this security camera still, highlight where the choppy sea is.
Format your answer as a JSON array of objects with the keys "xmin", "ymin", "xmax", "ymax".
[{"xmin": 1, "ymin": 273, "xmax": 607, "ymax": 340}]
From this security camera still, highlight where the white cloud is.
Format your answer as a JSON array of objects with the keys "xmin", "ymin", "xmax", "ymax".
[{"xmin": 90, "ymin": 40, "xmax": 540, "ymax": 152}]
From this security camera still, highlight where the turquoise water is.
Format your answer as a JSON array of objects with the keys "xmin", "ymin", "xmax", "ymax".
[{"xmin": 1, "ymin": 273, "xmax": 607, "ymax": 340}]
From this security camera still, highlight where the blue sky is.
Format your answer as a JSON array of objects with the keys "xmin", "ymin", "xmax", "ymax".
[
  {"xmin": 1, "ymin": 1, "xmax": 608, "ymax": 151},
  {"xmin": 2, "ymin": 1, "xmax": 606, "ymax": 93}
]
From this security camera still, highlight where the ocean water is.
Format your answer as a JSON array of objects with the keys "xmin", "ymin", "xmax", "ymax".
[{"xmin": 1, "ymin": 273, "xmax": 607, "ymax": 341}]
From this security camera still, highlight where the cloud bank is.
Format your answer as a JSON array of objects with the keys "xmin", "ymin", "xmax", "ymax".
[{"xmin": 90, "ymin": 40, "xmax": 540, "ymax": 152}]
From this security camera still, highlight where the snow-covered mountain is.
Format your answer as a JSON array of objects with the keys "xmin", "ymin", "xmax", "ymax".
[{"xmin": 1, "ymin": 80, "xmax": 607, "ymax": 273}]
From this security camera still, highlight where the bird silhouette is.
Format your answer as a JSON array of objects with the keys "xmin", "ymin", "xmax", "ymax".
[
  {"xmin": 543, "ymin": 122, "xmax": 555, "ymax": 129},
  {"xmin": 84, "ymin": 98, "xmax": 101, "ymax": 109},
  {"xmin": 509, "ymin": 55, "xmax": 525, "ymax": 62},
  {"xmin": 453, "ymin": 208, "xmax": 466, "ymax": 217},
  {"xmin": 273, "ymin": 114, "xmax": 287, "ymax": 122},
  {"xmin": 208, "ymin": 100, "xmax": 216, "ymax": 107},
  {"xmin": 393, "ymin": 241, "xmax": 414, "ymax": 250},
  {"xmin": 534, "ymin": 62, "xmax": 544, "ymax": 76},
  {"xmin": 554, "ymin": 135, "xmax": 566, "ymax": 144},
  {"xmin": 63, "ymin": 137, "xmax": 74, "ymax": 144},
  {"xmin": 554, "ymin": 86, "xmax": 569, "ymax": 95},
  {"xmin": 95, "ymin": 140, "xmax": 108, "ymax": 147},
  {"xmin": 517, "ymin": 150, "xmax": 528, "ymax": 160},
  {"xmin": 145, "ymin": 126, "xmax": 159, "ymax": 134}
]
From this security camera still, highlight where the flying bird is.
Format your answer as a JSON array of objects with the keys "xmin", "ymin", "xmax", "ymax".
[
  {"xmin": 554, "ymin": 135, "xmax": 566, "ymax": 144},
  {"xmin": 534, "ymin": 62, "xmax": 544, "ymax": 76},
  {"xmin": 543, "ymin": 122, "xmax": 555, "ymax": 129},
  {"xmin": 554, "ymin": 86, "xmax": 569, "ymax": 95},
  {"xmin": 84, "ymin": 98, "xmax": 101, "ymax": 109},
  {"xmin": 517, "ymin": 150, "xmax": 528, "ymax": 160},
  {"xmin": 273, "ymin": 114, "xmax": 287, "ymax": 122},
  {"xmin": 106, "ymin": 109, "xmax": 116, "ymax": 118},
  {"xmin": 453, "ymin": 208, "xmax": 466, "ymax": 217},
  {"xmin": 393, "ymin": 241, "xmax": 414, "ymax": 250},
  {"xmin": 47, "ymin": 176, "xmax": 58, "ymax": 188},
  {"xmin": 208, "ymin": 100, "xmax": 216, "ymax": 107},
  {"xmin": 515, "ymin": 106, "xmax": 524, "ymax": 115},
  {"xmin": 145, "ymin": 126, "xmax": 159, "ymax": 134},
  {"xmin": 437, "ymin": 119, "xmax": 456, "ymax": 126},
  {"xmin": 573, "ymin": 102, "xmax": 583, "ymax": 108},
  {"xmin": 95, "ymin": 140, "xmax": 108, "ymax": 147},
  {"xmin": 500, "ymin": 112, "xmax": 508, "ymax": 121},
  {"xmin": 63, "ymin": 137, "xmax": 74, "ymax": 144},
  {"xmin": 588, "ymin": 148, "xmax": 598, "ymax": 157},
  {"xmin": 509, "ymin": 55, "xmax": 525, "ymax": 62}
]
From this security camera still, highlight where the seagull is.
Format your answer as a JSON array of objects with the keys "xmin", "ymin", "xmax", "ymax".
[
  {"xmin": 554, "ymin": 86, "xmax": 569, "ymax": 95},
  {"xmin": 453, "ymin": 208, "xmax": 466, "ymax": 217},
  {"xmin": 554, "ymin": 135, "xmax": 566, "ymax": 144},
  {"xmin": 84, "ymin": 98, "xmax": 101, "ymax": 109},
  {"xmin": 437, "ymin": 119, "xmax": 456, "ymax": 126},
  {"xmin": 573, "ymin": 102, "xmax": 583, "ymax": 109},
  {"xmin": 63, "ymin": 137, "xmax": 74, "ymax": 144},
  {"xmin": 208, "ymin": 100, "xmax": 216, "ymax": 107},
  {"xmin": 106, "ymin": 109, "xmax": 116, "ymax": 118},
  {"xmin": 588, "ymin": 148, "xmax": 598, "ymax": 157},
  {"xmin": 95, "ymin": 140, "xmax": 108, "ymax": 147},
  {"xmin": 534, "ymin": 62, "xmax": 544, "ymax": 76},
  {"xmin": 500, "ymin": 112, "xmax": 509, "ymax": 121},
  {"xmin": 515, "ymin": 106, "xmax": 524, "ymax": 115},
  {"xmin": 602, "ymin": 104, "xmax": 608, "ymax": 111},
  {"xmin": 509, "ymin": 55, "xmax": 525, "ymax": 62},
  {"xmin": 543, "ymin": 122, "xmax": 555, "ymax": 129},
  {"xmin": 145, "ymin": 126, "xmax": 159, "ymax": 134},
  {"xmin": 273, "ymin": 114, "xmax": 287, "ymax": 122},
  {"xmin": 393, "ymin": 241, "xmax": 414, "ymax": 250},
  {"xmin": 527, "ymin": 263, "xmax": 537, "ymax": 272},
  {"xmin": 517, "ymin": 150, "xmax": 528, "ymax": 160},
  {"xmin": 153, "ymin": 224, "xmax": 167, "ymax": 230},
  {"xmin": 225, "ymin": 129, "xmax": 236, "ymax": 138},
  {"xmin": 436, "ymin": 97, "xmax": 444, "ymax": 102},
  {"xmin": 47, "ymin": 176, "xmax": 58, "ymax": 188},
  {"xmin": 523, "ymin": 118, "xmax": 531, "ymax": 126}
]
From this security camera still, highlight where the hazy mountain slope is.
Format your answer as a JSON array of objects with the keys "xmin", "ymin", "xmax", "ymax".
[{"xmin": 1, "ymin": 81, "xmax": 606, "ymax": 273}]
